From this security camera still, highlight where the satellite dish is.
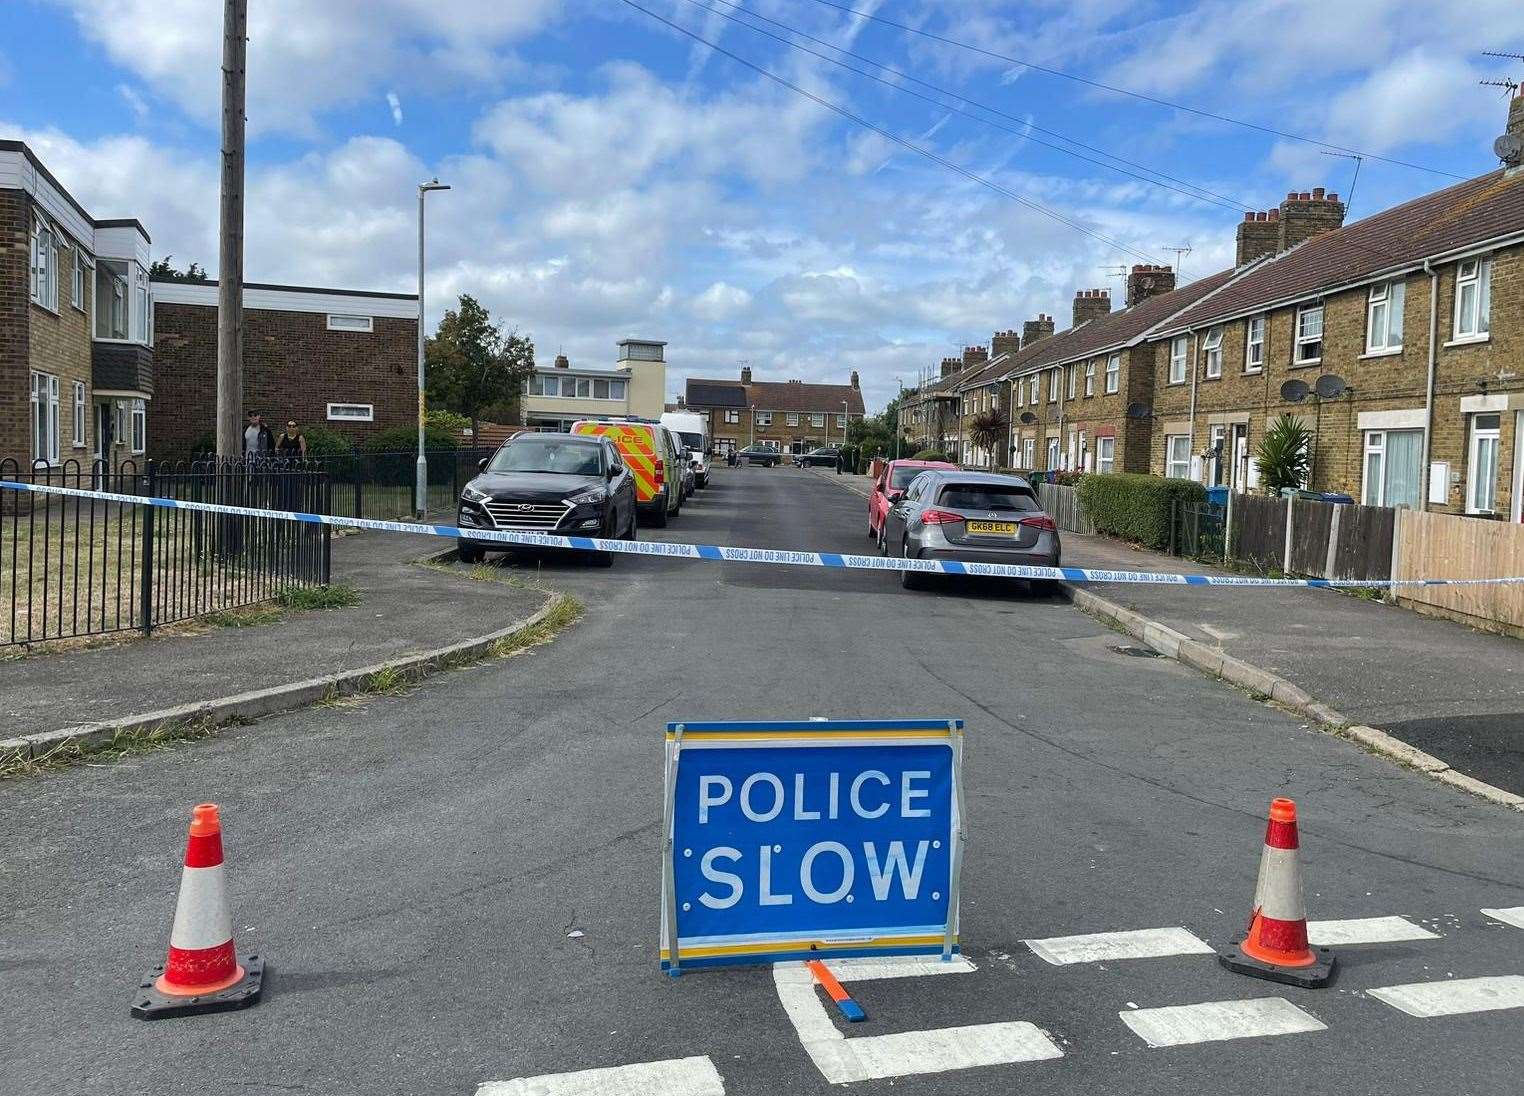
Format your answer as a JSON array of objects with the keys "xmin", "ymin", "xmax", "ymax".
[
  {"xmin": 1018, "ymin": 411, "xmax": 1037, "ymax": 425},
  {"xmin": 1125, "ymin": 400, "xmax": 1153, "ymax": 420},
  {"xmin": 1496, "ymin": 132, "xmax": 1523, "ymax": 167},
  {"xmin": 1314, "ymin": 374, "xmax": 1348, "ymax": 399},
  {"xmin": 1280, "ymin": 379, "xmax": 1310, "ymax": 403}
]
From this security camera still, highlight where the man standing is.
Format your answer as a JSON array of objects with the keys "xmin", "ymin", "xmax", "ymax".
[{"xmin": 243, "ymin": 411, "xmax": 274, "ymax": 457}]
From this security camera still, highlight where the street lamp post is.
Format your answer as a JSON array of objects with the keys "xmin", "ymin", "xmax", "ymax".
[{"xmin": 416, "ymin": 178, "xmax": 450, "ymax": 518}]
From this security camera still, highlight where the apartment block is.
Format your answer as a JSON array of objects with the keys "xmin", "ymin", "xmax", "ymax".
[{"xmin": 520, "ymin": 339, "xmax": 668, "ymax": 431}]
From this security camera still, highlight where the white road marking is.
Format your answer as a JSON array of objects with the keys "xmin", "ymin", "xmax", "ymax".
[
  {"xmin": 1306, "ymin": 916, "xmax": 1439, "ymax": 945},
  {"xmin": 1368, "ymin": 976, "xmax": 1524, "ymax": 1018},
  {"xmin": 475, "ymin": 1055, "xmax": 724, "ymax": 1096},
  {"xmin": 1481, "ymin": 907, "xmax": 1524, "ymax": 930},
  {"xmin": 1024, "ymin": 927, "xmax": 1214, "ymax": 965},
  {"xmin": 1119, "ymin": 997, "xmax": 1326, "ymax": 1048},
  {"xmin": 772, "ymin": 958, "xmax": 1061, "ymax": 1084}
]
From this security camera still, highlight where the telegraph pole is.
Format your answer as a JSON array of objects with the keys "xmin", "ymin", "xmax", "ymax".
[{"xmin": 216, "ymin": 0, "xmax": 247, "ymax": 461}]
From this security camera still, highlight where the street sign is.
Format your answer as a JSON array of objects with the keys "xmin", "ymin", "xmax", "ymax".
[{"xmin": 660, "ymin": 719, "xmax": 965, "ymax": 973}]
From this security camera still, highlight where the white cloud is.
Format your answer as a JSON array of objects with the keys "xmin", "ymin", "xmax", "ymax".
[
  {"xmin": 691, "ymin": 281, "xmax": 753, "ymax": 321},
  {"xmin": 117, "ymin": 83, "xmax": 150, "ymax": 122},
  {"xmin": 386, "ymin": 92, "xmax": 404, "ymax": 127}
]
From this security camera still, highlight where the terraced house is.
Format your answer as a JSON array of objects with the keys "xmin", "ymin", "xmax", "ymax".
[{"xmin": 683, "ymin": 365, "xmax": 864, "ymax": 458}]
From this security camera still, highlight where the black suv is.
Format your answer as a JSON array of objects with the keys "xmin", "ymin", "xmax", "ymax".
[
  {"xmin": 456, "ymin": 433, "xmax": 637, "ymax": 566},
  {"xmin": 736, "ymin": 445, "xmax": 782, "ymax": 467},
  {"xmin": 795, "ymin": 446, "xmax": 840, "ymax": 468}
]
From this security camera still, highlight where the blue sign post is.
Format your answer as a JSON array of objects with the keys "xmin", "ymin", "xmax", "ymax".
[{"xmin": 660, "ymin": 719, "xmax": 965, "ymax": 974}]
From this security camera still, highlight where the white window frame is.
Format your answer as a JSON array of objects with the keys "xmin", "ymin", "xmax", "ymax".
[
  {"xmin": 1067, "ymin": 365, "xmax": 1077, "ymax": 399},
  {"xmin": 1030, "ymin": 377, "xmax": 1039, "ymax": 406},
  {"xmin": 1022, "ymin": 437, "xmax": 1035, "ymax": 468},
  {"xmin": 1048, "ymin": 369, "xmax": 1060, "ymax": 402},
  {"xmin": 1166, "ymin": 434, "xmax": 1191, "ymax": 480},
  {"xmin": 1105, "ymin": 353, "xmax": 1120, "ymax": 394},
  {"xmin": 1245, "ymin": 315, "xmax": 1265, "ymax": 373},
  {"xmin": 1203, "ymin": 326, "xmax": 1224, "ymax": 378},
  {"xmin": 72, "ymin": 381, "xmax": 86, "ymax": 448},
  {"xmin": 326, "ymin": 402, "xmax": 375, "ymax": 423},
  {"xmin": 1452, "ymin": 258, "xmax": 1492, "ymax": 341},
  {"xmin": 326, "ymin": 313, "xmax": 374, "ymax": 333},
  {"xmin": 30, "ymin": 217, "xmax": 59, "ymax": 312},
  {"xmin": 609, "ymin": 379, "xmax": 626, "ymax": 400},
  {"xmin": 810, "ymin": 412, "xmax": 825, "ymax": 428},
  {"xmin": 755, "ymin": 410, "xmax": 773, "ymax": 427},
  {"xmin": 1096, "ymin": 435, "xmax": 1115, "ymax": 474},
  {"xmin": 1366, "ymin": 279, "xmax": 1405, "ymax": 353},
  {"xmin": 31, "ymin": 371, "xmax": 61, "ymax": 465},
  {"xmin": 1467, "ymin": 413, "xmax": 1501, "ymax": 514},
  {"xmin": 1084, "ymin": 360, "xmax": 1095, "ymax": 396},
  {"xmin": 786, "ymin": 412, "xmax": 799, "ymax": 426},
  {"xmin": 130, "ymin": 399, "xmax": 146, "ymax": 455},
  {"xmin": 725, "ymin": 409, "xmax": 740, "ymax": 424},
  {"xmin": 1046, "ymin": 437, "xmax": 1060, "ymax": 469},
  {"xmin": 1169, "ymin": 335, "xmax": 1188, "ymax": 384},
  {"xmin": 836, "ymin": 414, "xmax": 847, "ymax": 427},
  {"xmin": 1295, "ymin": 304, "xmax": 1324, "ymax": 364},
  {"xmin": 71, "ymin": 248, "xmax": 86, "ymax": 311}
]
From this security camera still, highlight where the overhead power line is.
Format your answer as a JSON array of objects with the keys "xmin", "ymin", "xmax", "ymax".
[
  {"xmin": 674, "ymin": 0, "xmax": 1255, "ymax": 212},
  {"xmin": 797, "ymin": 0, "xmax": 1467, "ymax": 180},
  {"xmin": 618, "ymin": 0, "xmax": 1165, "ymax": 264}
]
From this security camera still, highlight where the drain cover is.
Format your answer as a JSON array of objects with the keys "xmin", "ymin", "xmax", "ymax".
[{"xmin": 1108, "ymin": 644, "xmax": 1161, "ymax": 658}]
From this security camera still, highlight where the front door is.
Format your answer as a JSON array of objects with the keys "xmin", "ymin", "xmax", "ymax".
[
  {"xmin": 1232, "ymin": 423, "xmax": 1250, "ymax": 492},
  {"xmin": 94, "ymin": 402, "xmax": 112, "ymax": 463}
]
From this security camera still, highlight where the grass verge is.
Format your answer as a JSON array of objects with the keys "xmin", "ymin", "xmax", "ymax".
[{"xmin": 1, "ymin": 716, "xmax": 235, "ymax": 779}]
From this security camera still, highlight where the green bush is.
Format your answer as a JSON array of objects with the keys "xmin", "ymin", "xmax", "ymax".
[
  {"xmin": 911, "ymin": 448, "xmax": 950, "ymax": 462},
  {"xmin": 299, "ymin": 424, "xmax": 353, "ymax": 456},
  {"xmin": 360, "ymin": 425, "xmax": 459, "ymax": 485},
  {"xmin": 1076, "ymin": 472, "xmax": 1205, "ymax": 550}
]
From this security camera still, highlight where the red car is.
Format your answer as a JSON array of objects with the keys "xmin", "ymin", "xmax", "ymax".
[{"xmin": 868, "ymin": 458, "xmax": 959, "ymax": 552}]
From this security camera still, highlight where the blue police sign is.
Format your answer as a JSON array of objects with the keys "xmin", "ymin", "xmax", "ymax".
[{"xmin": 660, "ymin": 719, "xmax": 965, "ymax": 973}]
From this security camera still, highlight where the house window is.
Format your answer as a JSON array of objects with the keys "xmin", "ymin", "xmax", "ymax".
[
  {"xmin": 95, "ymin": 261, "xmax": 130, "ymax": 339},
  {"xmin": 1363, "ymin": 429, "xmax": 1422, "ymax": 509},
  {"xmin": 1295, "ymin": 304, "xmax": 1323, "ymax": 363},
  {"xmin": 130, "ymin": 400, "xmax": 146, "ymax": 454},
  {"xmin": 1166, "ymin": 434, "xmax": 1191, "ymax": 480},
  {"xmin": 592, "ymin": 378, "xmax": 610, "ymax": 398},
  {"xmin": 72, "ymin": 249, "xmax": 86, "ymax": 311},
  {"xmin": 72, "ymin": 382, "xmax": 86, "ymax": 448},
  {"xmin": 30, "ymin": 217, "xmax": 59, "ymax": 311},
  {"xmin": 1097, "ymin": 436, "xmax": 1115, "ymax": 474},
  {"xmin": 326, "ymin": 313, "xmax": 374, "ymax": 332},
  {"xmin": 1105, "ymin": 353, "xmax": 1120, "ymax": 394},
  {"xmin": 725, "ymin": 410, "xmax": 740, "ymax": 424},
  {"xmin": 1030, "ymin": 378, "xmax": 1039, "ymax": 406},
  {"xmin": 326, "ymin": 403, "xmax": 375, "ymax": 422},
  {"xmin": 1169, "ymin": 335, "xmax": 1188, "ymax": 384},
  {"xmin": 1022, "ymin": 438, "xmax": 1035, "ymax": 468},
  {"xmin": 1046, "ymin": 437, "xmax": 1060, "ymax": 469},
  {"xmin": 135, "ymin": 269, "xmax": 150, "ymax": 344},
  {"xmin": 1084, "ymin": 361, "xmax": 1095, "ymax": 396},
  {"xmin": 1067, "ymin": 365, "xmax": 1077, "ymax": 399},
  {"xmin": 1366, "ymin": 280, "xmax": 1405, "ymax": 352},
  {"xmin": 1203, "ymin": 326, "xmax": 1224, "ymax": 378},
  {"xmin": 611, "ymin": 380, "xmax": 627, "ymax": 400},
  {"xmin": 786, "ymin": 412, "xmax": 799, "ymax": 426},
  {"xmin": 1453, "ymin": 258, "xmax": 1492, "ymax": 340},
  {"xmin": 811, "ymin": 413, "xmax": 825, "ymax": 427},
  {"xmin": 836, "ymin": 414, "xmax": 847, "ymax": 427},
  {"xmin": 756, "ymin": 411, "xmax": 773, "ymax": 427},
  {"xmin": 1245, "ymin": 315, "xmax": 1265, "ymax": 373},
  {"xmin": 1048, "ymin": 369, "xmax": 1060, "ymax": 402},
  {"xmin": 1467, "ymin": 414, "xmax": 1501, "ymax": 514},
  {"xmin": 31, "ymin": 371, "xmax": 61, "ymax": 465}
]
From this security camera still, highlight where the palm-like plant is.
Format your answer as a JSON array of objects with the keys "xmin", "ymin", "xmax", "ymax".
[
  {"xmin": 967, "ymin": 408, "xmax": 1009, "ymax": 465},
  {"xmin": 1255, "ymin": 414, "xmax": 1313, "ymax": 494}
]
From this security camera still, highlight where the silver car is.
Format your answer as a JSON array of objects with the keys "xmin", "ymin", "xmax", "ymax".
[{"xmin": 882, "ymin": 471, "xmax": 1062, "ymax": 593}]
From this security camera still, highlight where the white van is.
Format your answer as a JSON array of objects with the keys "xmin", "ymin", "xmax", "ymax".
[{"xmin": 661, "ymin": 410, "xmax": 711, "ymax": 488}]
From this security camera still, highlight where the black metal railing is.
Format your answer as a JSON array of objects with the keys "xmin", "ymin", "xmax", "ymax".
[{"xmin": 1, "ymin": 457, "xmax": 329, "ymax": 648}]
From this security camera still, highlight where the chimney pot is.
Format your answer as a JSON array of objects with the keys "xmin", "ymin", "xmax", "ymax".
[
  {"xmin": 1312, "ymin": 186, "xmax": 1325, "ymax": 199},
  {"xmin": 741, "ymin": 365, "xmax": 752, "ymax": 384},
  {"xmin": 1287, "ymin": 191, "xmax": 1297, "ymax": 200},
  {"xmin": 1328, "ymin": 192, "xmax": 1339, "ymax": 202}
]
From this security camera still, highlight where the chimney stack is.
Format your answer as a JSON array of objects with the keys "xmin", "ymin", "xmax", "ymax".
[
  {"xmin": 1235, "ymin": 209, "xmax": 1281, "ymax": 265},
  {"xmin": 554, "ymin": 354, "xmax": 570, "ymax": 369},
  {"xmin": 1277, "ymin": 188, "xmax": 1346, "ymax": 252},
  {"xmin": 939, "ymin": 356, "xmax": 962, "ymax": 378},
  {"xmin": 1505, "ymin": 90, "xmax": 1524, "ymax": 172},
  {"xmin": 849, "ymin": 369, "xmax": 860, "ymax": 389},
  {"xmin": 1072, "ymin": 288, "xmax": 1111, "ymax": 328},
  {"xmin": 1022, "ymin": 314, "xmax": 1055, "ymax": 345},
  {"xmin": 740, "ymin": 365, "xmax": 752, "ymax": 385},
  {"xmin": 1126, "ymin": 264, "xmax": 1177, "ymax": 307},
  {"xmin": 991, "ymin": 329, "xmax": 1021, "ymax": 358},
  {"xmin": 962, "ymin": 345, "xmax": 989, "ymax": 370}
]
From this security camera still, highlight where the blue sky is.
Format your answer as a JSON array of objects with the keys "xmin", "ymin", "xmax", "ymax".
[{"xmin": 6, "ymin": 0, "xmax": 1524, "ymax": 410}]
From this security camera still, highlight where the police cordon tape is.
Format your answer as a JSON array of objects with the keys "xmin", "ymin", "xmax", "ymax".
[{"xmin": 5, "ymin": 477, "xmax": 1524, "ymax": 590}]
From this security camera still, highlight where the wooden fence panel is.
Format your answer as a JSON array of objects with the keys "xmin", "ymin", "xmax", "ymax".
[
  {"xmin": 1233, "ymin": 495, "xmax": 1286, "ymax": 572},
  {"xmin": 1289, "ymin": 498, "xmax": 1333, "ymax": 576},
  {"xmin": 1396, "ymin": 510, "xmax": 1524, "ymax": 635},
  {"xmin": 1037, "ymin": 482, "xmax": 1095, "ymax": 535},
  {"xmin": 1331, "ymin": 504, "xmax": 1395, "ymax": 581}
]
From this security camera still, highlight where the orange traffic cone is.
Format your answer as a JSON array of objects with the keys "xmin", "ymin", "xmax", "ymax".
[
  {"xmin": 1218, "ymin": 797, "xmax": 1335, "ymax": 988},
  {"xmin": 132, "ymin": 804, "xmax": 264, "ymax": 1019}
]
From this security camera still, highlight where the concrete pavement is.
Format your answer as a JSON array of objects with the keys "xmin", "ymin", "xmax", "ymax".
[{"xmin": 3, "ymin": 465, "xmax": 1522, "ymax": 1096}]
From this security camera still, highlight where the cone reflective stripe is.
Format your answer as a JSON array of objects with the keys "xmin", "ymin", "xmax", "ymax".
[
  {"xmin": 132, "ymin": 804, "xmax": 264, "ymax": 1019},
  {"xmin": 1219, "ymin": 797, "xmax": 1336, "ymax": 988}
]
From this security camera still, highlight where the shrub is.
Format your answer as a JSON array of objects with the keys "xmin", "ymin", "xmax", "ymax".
[
  {"xmin": 425, "ymin": 408, "xmax": 472, "ymax": 436},
  {"xmin": 300, "ymin": 424, "xmax": 353, "ymax": 456},
  {"xmin": 1076, "ymin": 472, "xmax": 1206, "ymax": 550},
  {"xmin": 360, "ymin": 425, "xmax": 459, "ymax": 485},
  {"xmin": 1256, "ymin": 414, "xmax": 1313, "ymax": 495},
  {"xmin": 911, "ymin": 448, "xmax": 950, "ymax": 462}
]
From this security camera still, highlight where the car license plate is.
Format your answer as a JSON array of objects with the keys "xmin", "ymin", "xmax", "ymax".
[{"xmin": 966, "ymin": 520, "xmax": 1017, "ymax": 536}]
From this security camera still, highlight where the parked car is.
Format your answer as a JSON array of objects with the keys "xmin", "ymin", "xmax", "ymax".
[
  {"xmin": 571, "ymin": 419, "xmax": 683, "ymax": 526},
  {"xmin": 736, "ymin": 444, "xmax": 782, "ymax": 467},
  {"xmin": 794, "ymin": 446, "xmax": 841, "ymax": 468},
  {"xmin": 882, "ymin": 470, "xmax": 1061, "ymax": 594},
  {"xmin": 661, "ymin": 411, "xmax": 710, "ymax": 488},
  {"xmin": 456, "ymin": 432, "xmax": 636, "ymax": 567},
  {"xmin": 868, "ymin": 458, "xmax": 959, "ymax": 551}
]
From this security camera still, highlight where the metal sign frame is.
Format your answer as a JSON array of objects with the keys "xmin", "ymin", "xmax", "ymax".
[{"xmin": 660, "ymin": 718, "xmax": 965, "ymax": 975}]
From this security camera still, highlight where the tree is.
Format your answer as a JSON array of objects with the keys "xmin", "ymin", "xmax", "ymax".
[
  {"xmin": 148, "ymin": 256, "xmax": 209, "ymax": 283},
  {"xmin": 1255, "ymin": 414, "xmax": 1313, "ymax": 494},
  {"xmin": 967, "ymin": 408, "xmax": 1009, "ymax": 465},
  {"xmin": 425, "ymin": 295, "xmax": 535, "ymax": 446}
]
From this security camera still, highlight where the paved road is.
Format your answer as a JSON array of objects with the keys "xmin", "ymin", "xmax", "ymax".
[{"xmin": 4, "ymin": 465, "xmax": 1523, "ymax": 1095}]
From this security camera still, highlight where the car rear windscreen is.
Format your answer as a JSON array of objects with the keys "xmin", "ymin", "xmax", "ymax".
[
  {"xmin": 889, "ymin": 467, "xmax": 926, "ymax": 489},
  {"xmin": 937, "ymin": 484, "xmax": 1038, "ymax": 511},
  {"xmin": 489, "ymin": 439, "xmax": 603, "ymax": 476}
]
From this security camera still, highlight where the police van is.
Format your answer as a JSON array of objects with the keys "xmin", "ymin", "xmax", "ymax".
[
  {"xmin": 660, "ymin": 410, "xmax": 710, "ymax": 489},
  {"xmin": 571, "ymin": 419, "xmax": 684, "ymax": 527}
]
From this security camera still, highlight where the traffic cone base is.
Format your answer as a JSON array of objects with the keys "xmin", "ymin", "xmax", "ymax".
[
  {"xmin": 1218, "ymin": 940, "xmax": 1335, "ymax": 988},
  {"xmin": 132, "ymin": 953, "xmax": 264, "ymax": 1020}
]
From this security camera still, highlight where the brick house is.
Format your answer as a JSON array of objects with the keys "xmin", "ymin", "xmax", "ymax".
[
  {"xmin": 683, "ymin": 366, "xmax": 865, "ymax": 458},
  {"xmin": 149, "ymin": 280, "xmax": 418, "ymax": 455},
  {"xmin": 3, "ymin": 139, "xmax": 153, "ymax": 471},
  {"xmin": 1144, "ymin": 89, "xmax": 1524, "ymax": 519}
]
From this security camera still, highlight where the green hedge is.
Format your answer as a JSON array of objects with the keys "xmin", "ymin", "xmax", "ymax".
[
  {"xmin": 911, "ymin": 448, "xmax": 950, "ymax": 462},
  {"xmin": 1076, "ymin": 472, "xmax": 1205, "ymax": 550}
]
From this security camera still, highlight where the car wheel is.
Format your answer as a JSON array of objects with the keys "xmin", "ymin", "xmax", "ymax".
[
  {"xmin": 648, "ymin": 497, "xmax": 668, "ymax": 528},
  {"xmin": 876, "ymin": 524, "xmax": 888, "ymax": 555},
  {"xmin": 624, "ymin": 509, "xmax": 638, "ymax": 540},
  {"xmin": 868, "ymin": 521, "xmax": 877, "ymax": 540},
  {"xmin": 899, "ymin": 540, "xmax": 926, "ymax": 589},
  {"xmin": 457, "ymin": 542, "xmax": 484, "ymax": 564},
  {"xmin": 1031, "ymin": 579, "xmax": 1061, "ymax": 596}
]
